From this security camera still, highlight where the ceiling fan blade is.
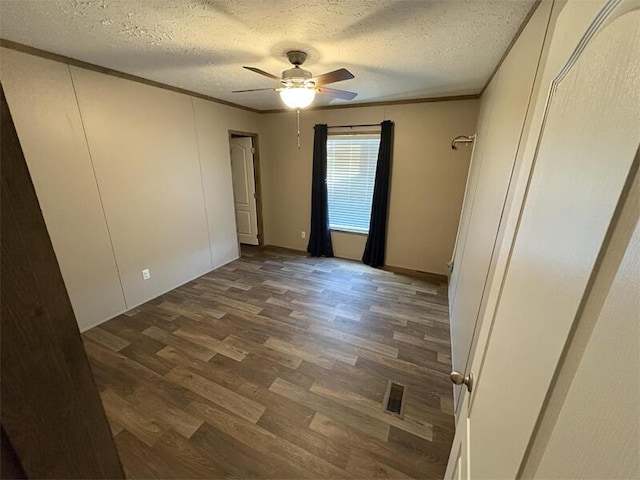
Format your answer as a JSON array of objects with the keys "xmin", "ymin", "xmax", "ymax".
[
  {"xmin": 243, "ymin": 66, "xmax": 281, "ymax": 80},
  {"xmin": 312, "ymin": 68, "xmax": 355, "ymax": 85},
  {"xmin": 317, "ymin": 87, "xmax": 358, "ymax": 101},
  {"xmin": 232, "ymin": 88, "xmax": 275, "ymax": 93}
]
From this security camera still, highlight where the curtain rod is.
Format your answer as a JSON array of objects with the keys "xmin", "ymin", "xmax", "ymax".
[{"xmin": 326, "ymin": 123, "xmax": 381, "ymax": 129}]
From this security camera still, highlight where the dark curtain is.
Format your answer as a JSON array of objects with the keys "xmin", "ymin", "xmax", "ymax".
[
  {"xmin": 363, "ymin": 120, "xmax": 394, "ymax": 267},
  {"xmin": 307, "ymin": 124, "xmax": 334, "ymax": 257}
]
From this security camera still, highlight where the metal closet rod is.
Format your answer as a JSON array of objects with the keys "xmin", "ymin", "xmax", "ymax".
[{"xmin": 326, "ymin": 123, "xmax": 382, "ymax": 129}]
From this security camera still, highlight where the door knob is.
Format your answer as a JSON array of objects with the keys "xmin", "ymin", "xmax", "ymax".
[{"xmin": 450, "ymin": 370, "xmax": 474, "ymax": 393}]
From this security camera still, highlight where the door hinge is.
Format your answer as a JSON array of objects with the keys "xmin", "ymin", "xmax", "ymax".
[{"xmin": 251, "ymin": 147, "xmax": 256, "ymax": 154}]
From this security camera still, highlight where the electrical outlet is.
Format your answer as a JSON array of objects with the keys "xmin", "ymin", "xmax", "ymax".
[
  {"xmin": 301, "ymin": 231, "xmax": 306, "ymax": 239},
  {"xmin": 142, "ymin": 268, "xmax": 151, "ymax": 280}
]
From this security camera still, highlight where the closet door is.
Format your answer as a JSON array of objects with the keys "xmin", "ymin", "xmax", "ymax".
[
  {"xmin": 447, "ymin": 0, "xmax": 552, "ymax": 411},
  {"xmin": 446, "ymin": 0, "xmax": 640, "ymax": 477}
]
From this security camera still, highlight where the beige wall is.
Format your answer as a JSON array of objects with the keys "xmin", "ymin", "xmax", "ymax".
[
  {"xmin": 0, "ymin": 48, "xmax": 127, "ymax": 329},
  {"xmin": 193, "ymin": 99, "xmax": 264, "ymax": 268},
  {"xmin": 70, "ymin": 67, "xmax": 213, "ymax": 311},
  {"xmin": 261, "ymin": 100, "xmax": 479, "ymax": 274},
  {"xmin": 1, "ymin": 47, "xmax": 476, "ymax": 328},
  {"xmin": 1, "ymin": 47, "xmax": 262, "ymax": 330}
]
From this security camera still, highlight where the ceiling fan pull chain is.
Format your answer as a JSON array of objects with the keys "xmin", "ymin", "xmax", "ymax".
[{"xmin": 297, "ymin": 109, "xmax": 301, "ymax": 150}]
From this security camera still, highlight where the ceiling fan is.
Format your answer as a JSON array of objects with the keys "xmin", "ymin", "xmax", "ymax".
[{"xmin": 232, "ymin": 50, "xmax": 357, "ymax": 109}]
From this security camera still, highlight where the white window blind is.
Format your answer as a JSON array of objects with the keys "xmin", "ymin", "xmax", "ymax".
[{"xmin": 327, "ymin": 134, "xmax": 381, "ymax": 234}]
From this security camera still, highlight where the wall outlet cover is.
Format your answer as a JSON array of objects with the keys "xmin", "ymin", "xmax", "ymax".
[
  {"xmin": 301, "ymin": 231, "xmax": 306, "ymax": 239},
  {"xmin": 142, "ymin": 269, "xmax": 151, "ymax": 280}
]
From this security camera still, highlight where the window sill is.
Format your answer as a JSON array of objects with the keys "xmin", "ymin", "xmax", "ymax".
[{"xmin": 330, "ymin": 228, "xmax": 369, "ymax": 237}]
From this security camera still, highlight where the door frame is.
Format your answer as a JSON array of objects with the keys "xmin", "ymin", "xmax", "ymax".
[{"xmin": 228, "ymin": 130, "xmax": 264, "ymax": 247}]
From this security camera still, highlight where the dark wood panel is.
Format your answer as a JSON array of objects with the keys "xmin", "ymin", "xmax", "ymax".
[
  {"xmin": 0, "ymin": 84, "xmax": 124, "ymax": 479},
  {"xmin": 1, "ymin": 426, "xmax": 26, "ymax": 479}
]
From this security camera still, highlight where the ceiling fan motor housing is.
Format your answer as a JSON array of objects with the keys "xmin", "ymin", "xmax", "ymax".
[
  {"xmin": 282, "ymin": 66, "xmax": 313, "ymax": 82},
  {"xmin": 286, "ymin": 50, "xmax": 307, "ymax": 66},
  {"xmin": 282, "ymin": 50, "xmax": 313, "ymax": 85}
]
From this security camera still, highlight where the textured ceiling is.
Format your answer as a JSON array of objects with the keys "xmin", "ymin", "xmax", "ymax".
[{"xmin": 0, "ymin": 0, "xmax": 535, "ymax": 110}]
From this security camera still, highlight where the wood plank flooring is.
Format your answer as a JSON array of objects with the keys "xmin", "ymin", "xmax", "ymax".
[{"xmin": 83, "ymin": 246, "xmax": 454, "ymax": 479}]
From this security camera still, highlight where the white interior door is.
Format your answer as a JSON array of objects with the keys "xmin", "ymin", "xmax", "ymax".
[
  {"xmin": 230, "ymin": 136, "xmax": 259, "ymax": 245},
  {"xmin": 446, "ymin": 0, "xmax": 640, "ymax": 478},
  {"xmin": 447, "ymin": 0, "xmax": 552, "ymax": 410}
]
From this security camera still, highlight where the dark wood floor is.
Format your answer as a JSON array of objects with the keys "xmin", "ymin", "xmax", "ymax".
[{"xmin": 83, "ymin": 246, "xmax": 454, "ymax": 479}]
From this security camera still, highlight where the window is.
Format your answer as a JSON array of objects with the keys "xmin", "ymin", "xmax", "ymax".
[{"xmin": 327, "ymin": 134, "xmax": 380, "ymax": 234}]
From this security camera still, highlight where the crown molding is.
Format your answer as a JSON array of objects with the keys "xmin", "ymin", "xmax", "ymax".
[
  {"xmin": 0, "ymin": 39, "xmax": 261, "ymax": 114},
  {"xmin": 1, "ymin": 39, "xmax": 485, "ymax": 115}
]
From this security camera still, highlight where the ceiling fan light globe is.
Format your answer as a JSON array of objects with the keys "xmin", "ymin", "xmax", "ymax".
[{"xmin": 279, "ymin": 87, "xmax": 316, "ymax": 109}]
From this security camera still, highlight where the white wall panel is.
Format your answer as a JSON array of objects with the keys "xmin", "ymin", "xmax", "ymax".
[
  {"xmin": 1, "ymin": 48, "xmax": 262, "ymax": 328},
  {"xmin": 0, "ymin": 48, "xmax": 126, "ymax": 330},
  {"xmin": 70, "ymin": 67, "xmax": 213, "ymax": 309}
]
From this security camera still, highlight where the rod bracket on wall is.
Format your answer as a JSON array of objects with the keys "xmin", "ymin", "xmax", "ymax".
[{"xmin": 451, "ymin": 134, "xmax": 477, "ymax": 150}]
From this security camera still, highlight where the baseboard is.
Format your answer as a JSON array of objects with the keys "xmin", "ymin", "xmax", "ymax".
[
  {"xmin": 261, "ymin": 243, "xmax": 448, "ymax": 283},
  {"xmin": 381, "ymin": 264, "xmax": 449, "ymax": 285},
  {"xmin": 80, "ymin": 311, "xmax": 128, "ymax": 333},
  {"xmin": 79, "ymin": 255, "xmax": 239, "ymax": 333},
  {"xmin": 259, "ymin": 244, "xmax": 307, "ymax": 255}
]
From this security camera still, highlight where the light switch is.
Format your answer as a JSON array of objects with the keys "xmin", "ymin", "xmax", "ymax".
[{"xmin": 142, "ymin": 269, "xmax": 151, "ymax": 280}]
